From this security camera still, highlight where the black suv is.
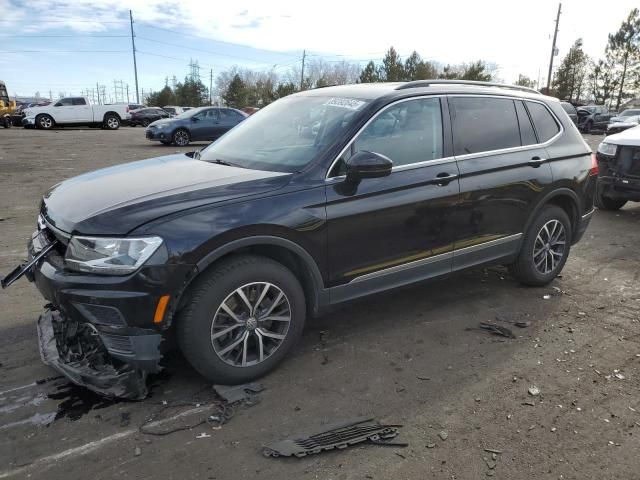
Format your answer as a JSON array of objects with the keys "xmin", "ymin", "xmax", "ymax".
[{"xmin": 2, "ymin": 81, "xmax": 597, "ymax": 399}]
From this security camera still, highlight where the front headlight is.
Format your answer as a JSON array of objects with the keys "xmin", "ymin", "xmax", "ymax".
[
  {"xmin": 65, "ymin": 236, "xmax": 163, "ymax": 275},
  {"xmin": 597, "ymin": 142, "xmax": 617, "ymax": 156}
]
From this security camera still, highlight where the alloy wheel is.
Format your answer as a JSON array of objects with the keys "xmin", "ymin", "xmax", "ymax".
[
  {"xmin": 532, "ymin": 219, "xmax": 566, "ymax": 275},
  {"xmin": 210, "ymin": 282, "xmax": 291, "ymax": 367},
  {"xmin": 39, "ymin": 116, "xmax": 52, "ymax": 129},
  {"xmin": 107, "ymin": 117, "xmax": 119, "ymax": 129},
  {"xmin": 174, "ymin": 130, "xmax": 189, "ymax": 146}
]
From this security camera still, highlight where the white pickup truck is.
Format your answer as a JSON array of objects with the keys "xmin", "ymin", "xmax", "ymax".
[{"xmin": 22, "ymin": 97, "xmax": 130, "ymax": 130}]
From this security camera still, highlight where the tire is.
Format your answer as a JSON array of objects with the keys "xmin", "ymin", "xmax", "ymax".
[
  {"xmin": 177, "ymin": 255, "xmax": 306, "ymax": 384},
  {"xmin": 104, "ymin": 114, "xmax": 120, "ymax": 130},
  {"xmin": 141, "ymin": 119, "xmax": 150, "ymax": 127},
  {"xmin": 172, "ymin": 128, "xmax": 190, "ymax": 146},
  {"xmin": 2, "ymin": 116, "xmax": 11, "ymax": 128},
  {"xmin": 36, "ymin": 114, "xmax": 54, "ymax": 130},
  {"xmin": 595, "ymin": 193, "xmax": 626, "ymax": 211},
  {"xmin": 508, "ymin": 205, "xmax": 572, "ymax": 287}
]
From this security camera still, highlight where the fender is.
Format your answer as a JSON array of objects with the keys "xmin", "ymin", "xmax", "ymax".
[
  {"xmin": 523, "ymin": 187, "xmax": 581, "ymax": 237},
  {"xmin": 194, "ymin": 235, "xmax": 328, "ymax": 314}
]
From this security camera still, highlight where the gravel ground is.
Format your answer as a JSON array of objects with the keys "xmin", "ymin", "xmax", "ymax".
[{"xmin": 1, "ymin": 128, "xmax": 639, "ymax": 480}]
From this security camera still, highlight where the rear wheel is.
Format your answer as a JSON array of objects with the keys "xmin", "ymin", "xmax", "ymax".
[
  {"xmin": 595, "ymin": 193, "xmax": 626, "ymax": 211},
  {"xmin": 36, "ymin": 114, "xmax": 54, "ymax": 130},
  {"xmin": 173, "ymin": 128, "xmax": 190, "ymax": 146},
  {"xmin": 142, "ymin": 119, "xmax": 151, "ymax": 127},
  {"xmin": 177, "ymin": 255, "xmax": 306, "ymax": 384},
  {"xmin": 104, "ymin": 114, "xmax": 120, "ymax": 130},
  {"xmin": 509, "ymin": 205, "xmax": 572, "ymax": 286}
]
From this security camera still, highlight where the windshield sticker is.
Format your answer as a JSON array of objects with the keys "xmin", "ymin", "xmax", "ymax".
[{"xmin": 324, "ymin": 98, "xmax": 366, "ymax": 110}]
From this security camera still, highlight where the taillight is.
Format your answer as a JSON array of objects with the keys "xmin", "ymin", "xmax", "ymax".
[{"xmin": 589, "ymin": 152, "xmax": 599, "ymax": 176}]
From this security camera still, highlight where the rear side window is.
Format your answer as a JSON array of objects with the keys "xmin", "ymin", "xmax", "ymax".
[
  {"xmin": 515, "ymin": 101, "xmax": 537, "ymax": 145},
  {"xmin": 526, "ymin": 102, "xmax": 560, "ymax": 143},
  {"xmin": 451, "ymin": 97, "xmax": 520, "ymax": 155}
]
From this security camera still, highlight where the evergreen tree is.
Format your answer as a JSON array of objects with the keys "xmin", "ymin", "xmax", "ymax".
[
  {"xmin": 379, "ymin": 47, "xmax": 405, "ymax": 81},
  {"xmin": 404, "ymin": 51, "xmax": 437, "ymax": 80},
  {"xmin": 359, "ymin": 61, "xmax": 379, "ymax": 83},
  {"xmin": 515, "ymin": 74, "xmax": 534, "ymax": 88},
  {"xmin": 588, "ymin": 58, "xmax": 619, "ymax": 106},
  {"xmin": 606, "ymin": 8, "xmax": 640, "ymax": 110},
  {"xmin": 553, "ymin": 39, "xmax": 589, "ymax": 103},
  {"xmin": 223, "ymin": 74, "xmax": 249, "ymax": 108},
  {"xmin": 460, "ymin": 61, "xmax": 493, "ymax": 81},
  {"xmin": 275, "ymin": 82, "xmax": 297, "ymax": 98},
  {"xmin": 146, "ymin": 85, "xmax": 175, "ymax": 107}
]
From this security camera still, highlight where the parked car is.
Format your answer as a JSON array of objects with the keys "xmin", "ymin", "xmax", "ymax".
[
  {"xmin": 607, "ymin": 115, "xmax": 640, "ymax": 135},
  {"xmin": 128, "ymin": 103, "xmax": 146, "ymax": 112},
  {"xmin": 145, "ymin": 106, "xmax": 247, "ymax": 146},
  {"xmin": 22, "ymin": 97, "xmax": 129, "ymax": 129},
  {"xmin": 162, "ymin": 105, "xmax": 184, "ymax": 117},
  {"xmin": 129, "ymin": 107, "xmax": 170, "ymax": 127},
  {"xmin": 1, "ymin": 81, "xmax": 596, "ymax": 399},
  {"xmin": 608, "ymin": 108, "xmax": 640, "ymax": 124},
  {"xmin": 576, "ymin": 105, "xmax": 614, "ymax": 133},
  {"xmin": 10, "ymin": 101, "xmax": 50, "ymax": 126},
  {"xmin": 595, "ymin": 125, "xmax": 640, "ymax": 210},
  {"xmin": 560, "ymin": 101, "xmax": 578, "ymax": 125}
]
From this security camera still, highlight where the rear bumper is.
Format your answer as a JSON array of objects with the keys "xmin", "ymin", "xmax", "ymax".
[
  {"xmin": 597, "ymin": 175, "xmax": 640, "ymax": 201},
  {"xmin": 573, "ymin": 208, "xmax": 594, "ymax": 244}
]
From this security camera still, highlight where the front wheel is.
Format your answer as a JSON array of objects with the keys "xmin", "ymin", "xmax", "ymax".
[
  {"xmin": 36, "ymin": 114, "xmax": 54, "ymax": 130},
  {"xmin": 172, "ymin": 128, "xmax": 190, "ymax": 146},
  {"xmin": 141, "ymin": 119, "xmax": 150, "ymax": 127},
  {"xmin": 104, "ymin": 114, "xmax": 120, "ymax": 130},
  {"xmin": 509, "ymin": 205, "xmax": 572, "ymax": 286},
  {"xmin": 595, "ymin": 193, "xmax": 626, "ymax": 211},
  {"xmin": 177, "ymin": 255, "xmax": 306, "ymax": 384}
]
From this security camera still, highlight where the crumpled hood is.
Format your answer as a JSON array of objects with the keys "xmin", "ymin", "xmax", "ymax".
[
  {"xmin": 604, "ymin": 124, "xmax": 640, "ymax": 146},
  {"xmin": 42, "ymin": 154, "xmax": 291, "ymax": 235}
]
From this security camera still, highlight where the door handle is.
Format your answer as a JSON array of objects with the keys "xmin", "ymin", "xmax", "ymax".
[
  {"xmin": 430, "ymin": 172, "xmax": 459, "ymax": 186},
  {"xmin": 528, "ymin": 156, "xmax": 546, "ymax": 167}
]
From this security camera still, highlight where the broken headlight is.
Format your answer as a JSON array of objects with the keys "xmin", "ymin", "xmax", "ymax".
[
  {"xmin": 65, "ymin": 236, "xmax": 163, "ymax": 275},
  {"xmin": 597, "ymin": 142, "xmax": 617, "ymax": 156}
]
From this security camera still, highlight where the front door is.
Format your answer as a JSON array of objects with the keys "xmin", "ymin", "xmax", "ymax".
[
  {"xmin": 325, "ymin": 96, "xmax": 461, "ymax": 303},
  {"xmin": 190, "ymin": 108, "xmax": 219, "ymax": 141},
  {"xmin": 448, "ymin": 95, "xmax": 556, "ymax": 270}
]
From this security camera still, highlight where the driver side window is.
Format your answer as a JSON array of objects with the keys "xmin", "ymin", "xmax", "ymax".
[
  {"xmin": 55, "ymin": 98, "xmax": 73, "ymax": 107},
  {"xmin": 332, "ymin": 98, "xmax": 443, "ymax": 176}
]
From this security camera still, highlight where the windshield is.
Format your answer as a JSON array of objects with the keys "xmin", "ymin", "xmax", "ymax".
[
  {"xmin": 174, "ymin": 108, "xmax": 203, "ymax": 119},
  {"xmin": 199, "ymin": 95, "xmax": 370, "ymax": 173}
]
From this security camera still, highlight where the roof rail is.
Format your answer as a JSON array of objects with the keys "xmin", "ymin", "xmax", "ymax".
[{"xmin": 395, "ymin": 80, "xmax": 541, "ymax": 95}]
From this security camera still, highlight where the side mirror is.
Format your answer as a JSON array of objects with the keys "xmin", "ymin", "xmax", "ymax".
[{"xmin": 345, "ymin": 151, "xmax": 393, "ymax": 182}]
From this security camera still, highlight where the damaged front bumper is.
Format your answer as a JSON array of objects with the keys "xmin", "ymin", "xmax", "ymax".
[{"xmin": 38, "ymin": 309, "xmax": 152, "ymax": 399}]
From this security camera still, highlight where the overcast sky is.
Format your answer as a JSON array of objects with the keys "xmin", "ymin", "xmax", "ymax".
[{"xmin": 0, "ymin": 0, "xmax": 637, "ymax": 100}]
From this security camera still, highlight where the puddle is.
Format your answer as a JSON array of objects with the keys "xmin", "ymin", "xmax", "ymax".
[{"xmin": 47, "ymin": 383, "xmax": 120, "ymax": 422}]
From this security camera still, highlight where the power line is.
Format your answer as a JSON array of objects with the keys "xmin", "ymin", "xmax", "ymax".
[
  {"xmin": 136, "ymin": 36, "xmax": 296, "ymax": 64},
  {"xmin": 0, "ymin": 49, "xmax": 129, "ymax": 53},
  {"xmin": 11, "ymin": 34, "xmax": 128, "ymax": 38}
]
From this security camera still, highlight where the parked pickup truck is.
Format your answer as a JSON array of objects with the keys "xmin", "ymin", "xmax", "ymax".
[
  {"xmin": 22, "ymin": 97, "xmax": 130, "ymax": 130},
  {"xmin": 576, "ymin": 105, "xmax": 614, "ymax": 133}
]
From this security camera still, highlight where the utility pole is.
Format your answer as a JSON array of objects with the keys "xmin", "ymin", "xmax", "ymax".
[
  {"xmin": 546, "ymin": 2, "xmax": 561, "ymax": 91},
  {"xmin": 49, "ymin": 90, "xmax": 52, "ymax": 101},
  {"xmin": 210, "ymin": 68, "xmax": 214, "ymax": 105},
  {"xmin": 129, "ymin": 10, "xmax": 140, "ymax": 103},
  {"xmin": 96, "ymin": 82, "xmax": 100, "ymax": 104},
  {"xmin": 300, "ymin": 49, "xmax": 306, "ymax": 90},
  {"xmin": 126, "ymin": 84, "xmax": 130, "ymax": 103}
]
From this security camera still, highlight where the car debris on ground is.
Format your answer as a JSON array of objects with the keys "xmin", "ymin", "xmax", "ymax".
[
  {"xmin": 473, "ymin": 322, "xmax": 516, "ymax": 339},
  {"xmin": 263, "ymin": 418, "xmax": 406, "ymax": 458}
]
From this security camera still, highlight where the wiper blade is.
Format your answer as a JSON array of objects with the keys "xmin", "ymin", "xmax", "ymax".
[{"xmin": 210, "ymin": 159, "xmax": 242, "ymax": 167}]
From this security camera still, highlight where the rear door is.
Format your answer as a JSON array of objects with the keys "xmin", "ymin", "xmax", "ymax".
[
  {"xmin": 449, "ymin": 95, "xmax": 554, "ymax": 270},
  {"xmin": 71, "ymin": 97, "xmax": 92, "ymax": 122},
  {"xmin": 218, "ymin": 109, "xmax": 245, "ymax": 137},
  {"xmin": 325, "ymin": 96, "xmax": 461, "ymax": 302}
]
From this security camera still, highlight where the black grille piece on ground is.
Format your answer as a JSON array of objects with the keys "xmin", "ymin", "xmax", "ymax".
[{"xmin": 263, "ymin": 418, "xmax": 404, "ymax": 458}]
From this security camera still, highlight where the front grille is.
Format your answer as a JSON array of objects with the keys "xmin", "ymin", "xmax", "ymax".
[
  {"xmin": 100, "ymin": 333, "xmax": 134, "ymax": 355},
  {"xmin": 74, "ymin": 302, "xmax": 127, "ymax": 326},
  {"xmin": 618, "ymin": 146, "xmax": 640, "ymax": 178}
]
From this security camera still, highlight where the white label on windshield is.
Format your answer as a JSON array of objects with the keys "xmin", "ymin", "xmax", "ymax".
[{"xmin": 324, "ymin": 98, "xmax": 366, "ymax": 110}]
